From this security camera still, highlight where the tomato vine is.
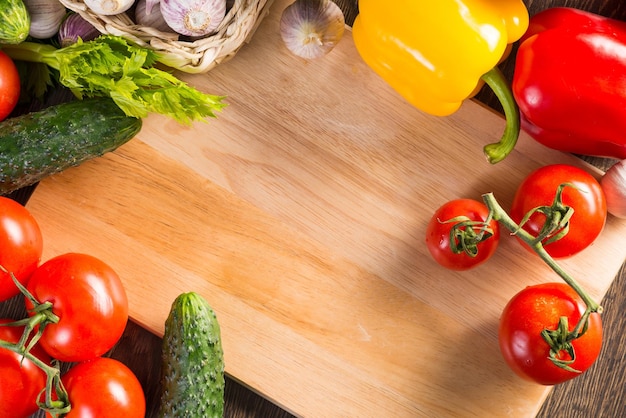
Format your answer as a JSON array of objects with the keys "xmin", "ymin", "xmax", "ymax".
[
  {"xmin": 481, "ymin": 191, "xmax": 602, "ymax": 373},
  {"xmin": 0, "ymin": 266, "xmax": 70, "ymax": 416}
]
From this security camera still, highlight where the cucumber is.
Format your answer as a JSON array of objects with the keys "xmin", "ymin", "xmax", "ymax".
[
  {"xmin": 0, "ymin": 0, "xmax": 30, "ymax": 44},
  {"xmin": 0, "ymin": 97, "xmax": 142, "ymax": 195},
  {"xmin": 158, "ymin": 292, "xmax": 225, "ymax": 418}
]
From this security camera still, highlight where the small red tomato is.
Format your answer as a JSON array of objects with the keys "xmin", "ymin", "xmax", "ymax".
[
  {"xmin": 0, "ymin": 196, "xmax": 44, "ymax": 302},
  {"xmin": 510, "ymin": 164, "xmax": 606, "ymax": 258},
  {"xmin": 0, "ymin": 319, "xmax": 51, "ymax": 418},
  {"xmin": 25, "ymin": 253, "xmax": 129, "ymax": 362},
  {"xmin": 499, "ymin": 282, "xmax": 603, "ymax": 385},
  {"xmin": 425, "ymin": 198, "xmax": 500, "ymax": 270},
  {"xmin": 47, "ymin": 357, "xmax": 146, "ymax": 418},
  {"xmin": 0, "ymin": 50, "xmax": 20, "ymax": 121}
]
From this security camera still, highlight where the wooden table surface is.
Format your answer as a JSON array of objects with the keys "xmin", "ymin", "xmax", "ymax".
[{"xmin": 2, "ymin": 0, "xmax": 625, "ymax": 416}]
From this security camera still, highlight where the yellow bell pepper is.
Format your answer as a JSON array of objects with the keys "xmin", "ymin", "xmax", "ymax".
[{"xmin": 352, "ymin": 0, "xmax": 529, "ymax": 164}]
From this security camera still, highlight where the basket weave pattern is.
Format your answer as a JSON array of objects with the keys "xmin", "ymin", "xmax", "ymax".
[{"xmin": 58, "ymin": 0, "xmax": 275, "ymax": 73}]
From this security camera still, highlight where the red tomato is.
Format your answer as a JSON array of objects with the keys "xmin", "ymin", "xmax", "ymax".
[
  {"xmin": 425, "ymin": 199, "xmax": 500, "ymax": 270},
  {"xmin": 510, "ymin": 164, "xmax": 606, "ymax": 258},
  {"xmin": 46, "ymin": 357, "xmax": 145, "ymax": 418},
  {"xmin": 0, "ymin": 196, "xmax": 44, "ymax": 302},
  {"xmin": 25, "ymin": 253, "xmax": 129, "ymax": 362},
  {"xmin": 0, "ymin": 319, "xmax": 51, "ymax": 418},
  {"xmin": 0, "ymin": 50, "xmax": 20, "ymax": 121},
  {"xmin": 499, "ymin": 282, "xmax": 603, "ymax": 385}
]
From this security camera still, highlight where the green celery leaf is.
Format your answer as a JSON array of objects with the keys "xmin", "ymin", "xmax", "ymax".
[{"xmin": 6, "ymin": 36, "xmax": 226, "ymax": 124}]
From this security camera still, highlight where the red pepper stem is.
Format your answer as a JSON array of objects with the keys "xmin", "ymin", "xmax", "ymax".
[
  {"xmin": 481, "ymin": 67, "xmax": 521, "ymax": 164},
  {"xmin": 481, "ymin": 192, "xmax": 602, "ymax": 314}
]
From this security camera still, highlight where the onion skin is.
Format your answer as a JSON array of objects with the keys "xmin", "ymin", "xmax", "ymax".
[
  {"xmin": 58, "ymin": 13, "xmax": 101, "ymax": 47},
  {"xmin": 280, "ymin": 0, "xmax": 345, "ymax": 60},
  {"xmin": 160, "ymin": 0, "xmax": 227, "ymax": 37},
  {"xmin": 601, "ymin": 159, "xmax": 626, "ymax": 219}
]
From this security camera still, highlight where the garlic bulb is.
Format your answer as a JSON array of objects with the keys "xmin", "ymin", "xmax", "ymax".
[
  {"xmin": 160, "ymin": 0, "xmax": 227, "ymax": 37},
  {"xmin": 144, "ymin": 0, "xmax": 160, "ymax": 14},
  {"xmin": 58, "ymin": 12, "xmax": 101, "ymax": 47},
  {"xmin": 135, "ymin": 0, "xmax": 172, "ymax": 33},
  {"xmin": 601, "ymin": 159, "xmax": 626, "ymax": 218},
  {"xmin": 280, "ymin": 0, "xmax": 345, "ymax": 60},
  {"xmin": 23, "ymin": 0, "xmax": 66, "ymax": 39},
  {"xmin": 84, "ymin": 0, "xmax": 135, "ymax": 15}
]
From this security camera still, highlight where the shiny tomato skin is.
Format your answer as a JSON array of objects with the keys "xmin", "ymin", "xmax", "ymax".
[
  {"xmin": 0, "ymin": 196, "xmax": 44, "ymax": 302},
  {"xmin": 499, "ymin": 282, "xmax": 602, "ymax": 385},
  {"xmin": 0, "ymin": 319, "xmax": 51, "ymax": 418},
  {"xmin": 0, "ymin": 50, "xmax": 20, "ymax": 121},
  {"xmin": 425, "ymin": 199, "xmax": 500, "ymax": 270},
  {"xmin": 25, "ymin": 253, "xmax": 129, "ymax": 362},
  {"xmin": 46, "ymin": 357, "xmax": 146, "ymax": 418},
  {"xmin": 510, "ymin": 164, "xmax": 606, "ymax": 259}
]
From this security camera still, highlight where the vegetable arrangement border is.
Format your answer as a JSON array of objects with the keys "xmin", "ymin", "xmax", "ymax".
[{"xmin": 58, "ymin": 0, "xmax": 275, "ymax": 73}]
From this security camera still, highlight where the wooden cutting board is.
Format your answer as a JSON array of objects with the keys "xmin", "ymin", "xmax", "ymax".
[{"xmin": 26, "ymin": 1, "xmax": 626, "ymax": 416}]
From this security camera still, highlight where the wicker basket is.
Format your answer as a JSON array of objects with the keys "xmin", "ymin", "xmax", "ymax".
[{"xmin": 58, "ymin": 0, "xmax": 275, "ymax": 73}]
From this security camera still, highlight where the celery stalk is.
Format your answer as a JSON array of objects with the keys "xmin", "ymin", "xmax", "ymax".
[{"xmin": 2, "ymin": 36, "xmax": 226, "ymax": 125}]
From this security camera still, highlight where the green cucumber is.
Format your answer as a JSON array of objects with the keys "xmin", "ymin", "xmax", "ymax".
[
  {"xmin": 158, "ymin": 292, "xmax": 225, "ymax": 418},
  {"xmin": 0, "ymin": 0, "xmax": 30, "ymax": 44},
  {"xmin": 0, "ymin": 97, "xmax": 142, "ymax": 195}
]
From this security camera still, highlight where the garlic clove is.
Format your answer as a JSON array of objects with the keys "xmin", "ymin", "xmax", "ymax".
[
  {"xmin": 601, "ymin": 159, "xmax": 626, "ymax": 219},
  {"xmin": 280, "ymin": 0, "xmax": 345, "ymax": 60},
  {"xmin": 160, "ymin": 0, "xmax": 227, "ymax": 37},
  {"xmin": 135, "ymin": 0, "xmax": 173, "ymax": 33},
  {"xmin": 145, "ymin": 0, "xmax": 160, "ymax": 15},
  {"xmin": 84, "ymin": 0, "xmax": 135, "ymax": 16},
  {"xmin": 23, "ymin": 0, "xmax": 66, "ymax": 39},
  {"xmin": 58, "ymin": 12, "xmax": 102, "ymax": 47}
]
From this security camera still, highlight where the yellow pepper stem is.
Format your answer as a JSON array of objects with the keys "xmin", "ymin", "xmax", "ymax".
[{"xmin": 481, "ymin": 67, "xmax": 521, "ymax": 164}]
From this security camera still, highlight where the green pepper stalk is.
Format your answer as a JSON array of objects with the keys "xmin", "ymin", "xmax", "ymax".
[
  {"xmin": 353, "ymin": 0, "xmax": 528, "ymax": 164},
  {"xmin": 481, "ymin": 192, "xmax": 602, "ymax": 371},
  {"xmin": 1, "ymin": 36, "xmax": 226, "ymax": 125},
  {"xmin": 481, "ymin": 67, "xmax": 521, "ymax": 164}
]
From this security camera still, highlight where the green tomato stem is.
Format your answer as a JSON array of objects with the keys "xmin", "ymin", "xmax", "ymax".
[
  {"xmin": 0, "ymin": 339, "xmax": 70, "ymax": 415},
  {"xmin": 444, "ymin": 216, "xmax": 496, "ymax": 257},
  {"xmin": 0, "ymin": 266, "xmax": 69, "ymax": 415},
  {"xmin": 481, "ymin": 192, "xmax": 602, "ymax": 314}
]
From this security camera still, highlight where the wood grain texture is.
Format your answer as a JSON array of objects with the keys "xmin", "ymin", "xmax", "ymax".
[
  {"xmin": 3, "ymin": 0, "xmax": 625, "ymax": 417},
  {"xmin": 13, "ymin": 0, "xmax": 626, "ymax": 417}
]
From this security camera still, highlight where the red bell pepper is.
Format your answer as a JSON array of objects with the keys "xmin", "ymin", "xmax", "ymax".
[{"xmin": 513, "ymin": 7, "xmax": 626, "ymax": 159}]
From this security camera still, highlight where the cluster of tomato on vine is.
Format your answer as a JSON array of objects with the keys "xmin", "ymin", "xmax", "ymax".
[
  {"xmin": 425, "ymin": 164, "xmax": 606, "ymax": 385},
  {"xmin": 0, "ymin": 196, "xmax": 145, "ymax": 417}
]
